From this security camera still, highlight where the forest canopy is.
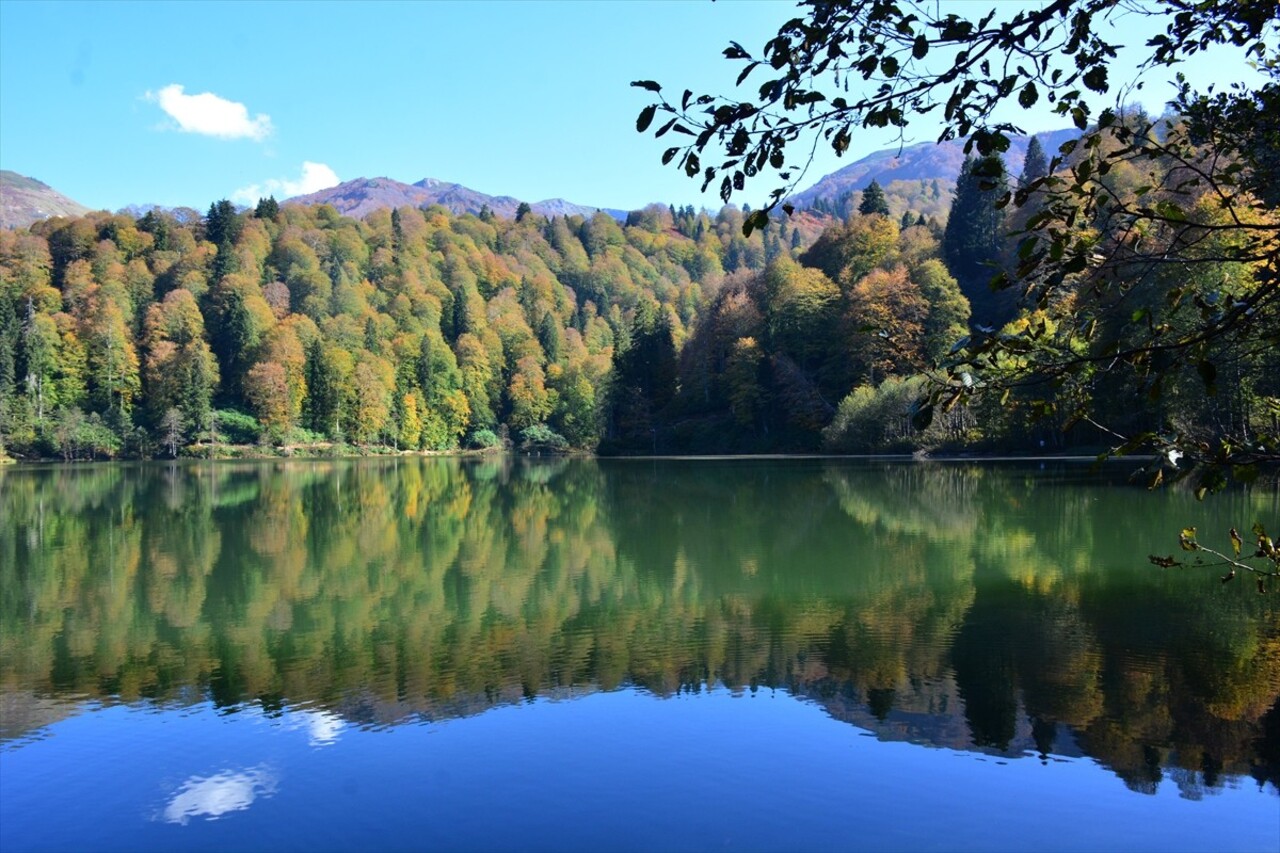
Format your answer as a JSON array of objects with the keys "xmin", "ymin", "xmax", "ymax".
[{"xmin": 634, "ymin": 0, "xmax": 1279, "ymax": 479}]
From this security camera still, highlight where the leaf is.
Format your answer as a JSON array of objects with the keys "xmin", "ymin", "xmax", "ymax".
[
  {"xmin": 1179, "ymin": 527, "xmax": 1198, "ymax": 551},
  {"xmin": 910, "ymin": 400, "xmax": 934, "ymax": 432},
  {"xmin": 1221, "ymin": 569, "xmax": 1236, "ymax": 584},
  {"xmin": 741, "ymin": 209, "xmax": 769, "ymax": 237},
  {"xmin": 1082, "ymin": 66, "xmax": 1108, "ymax": 93},
  {"xmin": 661, "ymin": 147, "xmax": 679, "ymax": 166},
  {"xmin": 636, "ymin": 105, "xmax": 657, "ymax": 134},
  {"xmin": 631, "ymin": 80, "xmax": 662, "ymax": 93},
  {"xmin": 1230, "ymin": 527, "xmax": 1243, "ymax": 556},
  {"xmin": 1018, "ymin": 82, "xmax": 1038, "ymax": 108},
  {"xmin": 913, "ymin": 35, "xmax": 929, "ymax": 59},
  {"xmin": 1148, "ymin": 555, "xmax": 1180, "ymax": 568}
]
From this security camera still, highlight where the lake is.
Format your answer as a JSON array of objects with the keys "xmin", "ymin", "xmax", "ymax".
[{"xmin": 0, "ymin": 457, "xmax": 1276, "ymax": 852}]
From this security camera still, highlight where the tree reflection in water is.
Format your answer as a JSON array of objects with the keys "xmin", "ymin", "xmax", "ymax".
[{"xmin": 1, "ymin": 457, "xmax": 1276, "ymax": 797}]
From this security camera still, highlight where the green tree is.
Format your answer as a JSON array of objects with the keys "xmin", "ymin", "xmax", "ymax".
[
  {"xmin": 942, "ymin": 155, "xmax": 1012, "ymax": 331},
  {"xmin": 858, "ymin": 180, "xmax": 891, "ymax": 216},
  {"xmin": 1019, "ymin": 135, "xmax": 1049, "ymax": 188},
  {"xmin": 254, "ymin": 196, "xmax": 280, "ymax": 220}
]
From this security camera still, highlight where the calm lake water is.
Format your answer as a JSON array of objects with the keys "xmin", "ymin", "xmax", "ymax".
[{"xmin": 0, "ymin": 457, "xmax": 1276, "ymax": 852}]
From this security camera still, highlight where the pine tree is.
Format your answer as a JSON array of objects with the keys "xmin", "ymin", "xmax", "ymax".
[
  {"xmin": 858, "ymin": 180, "xmax": 891, "ymax": 216},
  {"xmin": 943, "ymin": 155, "xmax": 1013, "ymax": 330},
  {"xmin": 254, "ymin": 196, "xmax": 279, "ymax": 220},
  {"xmin": 1019, "ymin": 135, "xmax": 1049, "ymax": 188}
]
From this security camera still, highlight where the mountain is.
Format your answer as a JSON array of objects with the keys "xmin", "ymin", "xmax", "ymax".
[
  {"xmin": 790, "ymin": 128, "xmax": 1079, "ymax": 215},
  {"xmin": 1, "ymin": 170, "xmax": 90, "ymax": 229},
  {"xmin": 288, "ymin": 176, "xmax": 627, "ymax": 222}
]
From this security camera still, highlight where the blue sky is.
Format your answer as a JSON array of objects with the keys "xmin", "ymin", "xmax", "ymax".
[{"xmin": 0, "ymin": 1, "xmax": 1267, "ymax": 214}]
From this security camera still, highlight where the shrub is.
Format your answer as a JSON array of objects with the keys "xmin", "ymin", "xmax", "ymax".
[
  {"xmin": 209, "ymin": 409, "xmax": 260, "ymax": 444},
  {"xmin": 466, "ymin": 428, "xmax": 501, "ymax": 450},
  {"xmin": 519, "ymin": 424, "xmax": 569, "ymax": 453}
]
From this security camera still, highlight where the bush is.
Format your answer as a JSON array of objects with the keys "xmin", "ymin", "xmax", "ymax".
[
  {"xmin": 213, "ymin": 409, "xmax": 261, "ymax": 444},
  {"xmin": 823, "ymin": 376, "xmax": 927, "ymax": 453},
  {"xmin": 285, "ymin": 426, "xmax": 328, "ymax": 446},
  {"xmin": 519, "ymin": 424, "xmax": 569, "ymax": 453},
  {"xmin": 465, "ymin": 428, "xmax": 501, "ymax": 450},
  {"xmin": 824, "ymin": 375, "xmax": 981, "ymax": 453}
]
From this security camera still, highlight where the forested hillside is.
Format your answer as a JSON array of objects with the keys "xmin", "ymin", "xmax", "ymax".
[
  {"xmin": 2, "ymin": 120, "xmax": 1274, "ymax": 462},
  {"xmin": 0, "ymin": 198, "xmax": 832, "ymax": 458}
]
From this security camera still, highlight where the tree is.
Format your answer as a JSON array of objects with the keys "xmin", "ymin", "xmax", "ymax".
[
  {"xmin": 858, "ymin": 180, "xmax": 891, "ymax": 216},
  {"xmin": 942, "ymin": 155, "xmax": 1013, "ymax": 330},
  {"xmin": 634, "ymin": 0, "xmax": 1279, "ymax": 475},
  {"xmin": 254, "ymin": 196, "xmax": 280, "ymax": 220},
  {"xmin": 244, "ymin": 361, "xmax": 292, "ymax": 441},
  {"xmin": 1019, "ymin": 135, "xmax": 1049, "ymax": 188},
  {"xmin": 159, "ymin": 407, "xmax": 185, "ymax": 457}
]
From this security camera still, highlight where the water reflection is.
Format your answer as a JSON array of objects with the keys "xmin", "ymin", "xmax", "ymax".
[
  {"xmin": 161, "ymin": 765, "xmax": 278, "ymax": 825},
  {"xmin": 1, "ymin": 457, "xmax": 1277, "ymax": 799}
]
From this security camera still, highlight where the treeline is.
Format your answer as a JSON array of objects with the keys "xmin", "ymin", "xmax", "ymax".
[
  {"xmin": 2, "ymin": 122, "xmax": 1271, "ymax": 459},
  {"xmin": 0, "ymin": 198, "xmax": 828, "ymax": 458}
]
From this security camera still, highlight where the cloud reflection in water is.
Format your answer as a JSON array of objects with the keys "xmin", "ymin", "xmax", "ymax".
[{"xmin": 161, "ymin": 765, "xmax": 278, "ymax": 825}]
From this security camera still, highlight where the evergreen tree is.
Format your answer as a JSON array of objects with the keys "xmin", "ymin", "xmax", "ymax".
[
  {"xmin": 858, "ymin": 180, "xmax": 891, "ymax": 216},
  {"xmin": 205, "ymin": 200, "xmax": 241, "ymax": 248},
  {"xmin": 605, "ymin": 304, "xmax": 676, "ymax": 453},
  {"xmin": 1019, "ymin": 135, "xmax": 1050, "ymax": 188},
  {"xmin": 254, "ymin": 196, "xmax": 280, "ymax": 220},
  {"xmin": 942, "ymin": 155, "xmax": 1013, "ymax": 330}
]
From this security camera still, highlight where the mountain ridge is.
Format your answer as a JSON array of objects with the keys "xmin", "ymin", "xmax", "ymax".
[
  {"xmin": 3, "ymin": 129, "xmax": 1079, "ymax": 231},
  {"xmin": 287, "ymin": 176, "xmax": 629, "ymax": 222},
  {"xmin": 1, "ymin": 170, "xmax": 90, "ymax": 229},
  {"xmin": 789, "ymin": 128, "xmax": 1079, "ymax": 212}
]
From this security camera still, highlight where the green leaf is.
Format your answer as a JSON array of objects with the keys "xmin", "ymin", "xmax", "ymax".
[{"xmin": 1230, "ymin": 527, "xmax": 1243, "ymax": 557}]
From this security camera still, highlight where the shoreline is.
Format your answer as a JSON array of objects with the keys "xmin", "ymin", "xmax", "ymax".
[{"xmin": 0, "ymin": 446, "xmax": 1154, "ymax": 466}]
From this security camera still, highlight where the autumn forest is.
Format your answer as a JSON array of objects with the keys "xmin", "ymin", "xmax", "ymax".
[{"xmin": 0, "ymin": 127, "xmax": 1275, "ymax": 461}]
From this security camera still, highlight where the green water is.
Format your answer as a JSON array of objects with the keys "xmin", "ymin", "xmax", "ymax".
[{"xmin": 0, "ymin": 458, "xmax": 1276, "ymax": 852}]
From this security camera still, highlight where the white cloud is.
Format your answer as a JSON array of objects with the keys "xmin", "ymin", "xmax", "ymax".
[
  {"xmin": 147, "ymin": 84, "xmax": 273, "ymax": 141},
  {"xmin": 232, "ymin": 162, "xmax": 340, "ymax": 205}
]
